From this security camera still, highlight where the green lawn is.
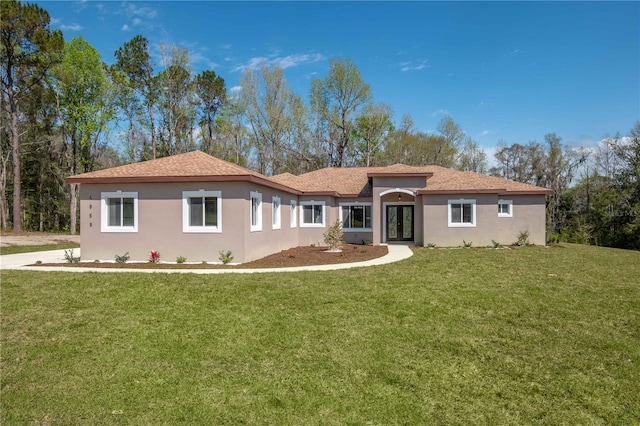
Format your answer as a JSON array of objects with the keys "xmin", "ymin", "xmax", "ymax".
[
  {"xmin": 2, "ymin": 244, "xmax": 639, "ymax": 425},
  {"xmin": 1, "ymin": 242, "xmax": 79, "ymax": 255}
]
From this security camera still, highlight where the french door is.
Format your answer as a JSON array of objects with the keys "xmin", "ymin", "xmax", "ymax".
[{"xmin": 386, "ymin": 205, "xmax": 414, "ymax": 242}]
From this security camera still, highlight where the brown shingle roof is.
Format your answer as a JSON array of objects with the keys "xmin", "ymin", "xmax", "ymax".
[
  {"xmin": 68, "ymin": 151, "xmax": 552, "ymax": 196},
  {"xmin": 66, "ymin": 151, "xmax": 301, "ymax": 194}
]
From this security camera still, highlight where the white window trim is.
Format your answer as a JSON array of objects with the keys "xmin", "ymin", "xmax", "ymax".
[
  {"xmin": 498, "ymin": 199, "xmax": 513, "ymax": 218},
  {"xmin": 448, "ymin": 199, "xmax": 476, "ymax": 228},
  {"xmin": 290, "ymin": 200, "xmax": 297, "ymax": 228},
  {"xmin": 272, "ymin": 195, "xmax": 281, "ymax": 230},
  {"xmin": 339, "ymin": 202, "xmax": 373, "ymax": 232},
  {"xmin": 250, "ymin": 191, "xmax": 262, "ymax": 232},
  {"xmin": 101, "ymin": 191, "xmax": 138, "ymax": 233},
  {"xmin": 182, "ymin": 190, "xmax": 222, "ymax": 233},
  {"xmin": 300, "ymin": 200, "xmax": 326, "ymax": 228}
]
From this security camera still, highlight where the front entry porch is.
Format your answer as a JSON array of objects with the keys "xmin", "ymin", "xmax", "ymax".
[{"xmin": 384, "ymin": 204, "xmax": 414, "ymax": 242}]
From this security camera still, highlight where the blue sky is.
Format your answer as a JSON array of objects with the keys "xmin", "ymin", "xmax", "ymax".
[{"xmin": 39, "ymin": 1, "xmax": 639, "ymax": 158}]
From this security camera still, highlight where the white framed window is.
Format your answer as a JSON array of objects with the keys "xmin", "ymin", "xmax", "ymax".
[
  {"xmin": 182, "ymin": 190, "xmax": 222, "ymax": 233},
  {"xmin": 300, "ymin": 201, "xmax": 325, "ymax": 227},
  {"xmin": 340, "ymin": 202, "xmax": 372, "ymax": 231},
  {"xmin": 250, "ymin": 191, "xmax": 262, "ymax": 232},
  {"xmin": 290, "ymin": 200, "xmax": 297, "ymax": 228},
  {"xmin": 448, "ymin": 199, "xmax": 476, "ymax": 227},
  {"xmin": 498, "ymin": 199, "xmax": 513, "ymax": 217},
  {"xmin": 101, "ymin": 191, "xmax": 138, "ymax": 233},
  {"xmin": 272, "ymin": 195, "xmax": 281, "ymax": 229}
]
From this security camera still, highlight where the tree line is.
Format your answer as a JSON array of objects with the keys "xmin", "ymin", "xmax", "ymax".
[{"xmin": 1, "ymin": 0, "xmax": 637, "ymax": 249}]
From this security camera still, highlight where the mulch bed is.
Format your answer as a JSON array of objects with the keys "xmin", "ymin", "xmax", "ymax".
[{"xmin": 36, "ymin": 244, "xmax": 388, "ymax": 269}]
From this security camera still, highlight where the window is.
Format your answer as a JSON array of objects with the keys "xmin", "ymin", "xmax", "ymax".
[
  {"xmin": 250, "ymin": 191, "xmax": 262, "ymax": 232},
  {"xmin": 182, "ymin": 190, "xmax": 222, "ymax": 233},
  {"xmin": 498, "ymin": 199, "xmax": 513, "ymax": 217},
  {"xmin": 448, "ymin": 199, "xmax": 476, "ymax": 227},
  {"xmin": 101, "ymin": 191, "xmax": 138, "ymax": 232},
  {"xmin": 340, "ymin": 203, "xmax": 372, "ymax": 231},
  {"xmin": 290, "ymin": 200, "xmax": 297, "ymax": 228},
  {"xmin": 272, "ymin": 196, "xmax": 281, "ymax": 229},
  {"xmin": 300, "ymin": 201, "xmax": 325, "ymax": 227}
]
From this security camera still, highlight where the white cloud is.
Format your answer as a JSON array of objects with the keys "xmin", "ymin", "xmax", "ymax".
[
  {"xmin": 400, "ymin": 59, "xmax": 429, "ymax": 72},
  {"xmin": 431, "ymin": 109, "xmax": 450, "ymax": 117},
  {"xmin": 230, "ymin": 86, "xmax": 242, "ymax": 93},
  {"xmin": 121, "ymin": 24, "xmax": 130, "ymax": 31},
  {"xmin": 60, "ymin": 23, "xmax": 83, "ymax": 31},
  {"xmin": 123, "ymin": 2, "xmax": 158, "ymax": 19},
  {"xmin": 190, "ymin": 51, "xmax": 219, "ymax": 70},
  {"xmin": 232, "ymin": 53, "xmax": 325, "ymax": 72},
  {"xmin": 132, "ymin": 18, "xmax": 141, "ymax": 26},
  {"xmin": 50, "ymin": 17, "xmax": 61, "ymax": 25}
]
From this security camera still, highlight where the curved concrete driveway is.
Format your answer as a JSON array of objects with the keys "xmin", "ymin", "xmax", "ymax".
[{"xmin": 1, "ymin": 245, "xmax": 413, "ymax": 274}]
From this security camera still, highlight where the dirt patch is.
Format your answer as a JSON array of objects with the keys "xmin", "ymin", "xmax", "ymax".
[
  {"xmin": 36, "ymin": 244, "xmax": 388, "ymax": 269},
  {"xmin": 0, "ymin": 232, "xmax": 80, "ymax": 247}
]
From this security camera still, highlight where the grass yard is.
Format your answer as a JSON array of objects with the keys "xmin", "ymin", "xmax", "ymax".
[
  {"xmin": 2, "ymin": 244, "xmax": 639, "ymax": 424},
  {"xmin": 0, "ymin": 242, "xmax": 79, "ymax": 256}
]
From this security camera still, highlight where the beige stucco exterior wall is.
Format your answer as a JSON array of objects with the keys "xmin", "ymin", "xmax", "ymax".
[
  {"xmin": 497, "ymin": 195, "xmax": 547, "ymax": 245},
  {"xmin": 371, "ymin": 176, "xmax": 427, "ymax": 244},
  {"xmin": 79, "ymin": 182, "xmax": 300, "ymax": 263},
  {"xmin": 296, "ymin": 195, "xmax": 337, "ymax": 246},
  {"xmin": 422, "ymin": 193, "xmax": 547, "ymax": 247}
]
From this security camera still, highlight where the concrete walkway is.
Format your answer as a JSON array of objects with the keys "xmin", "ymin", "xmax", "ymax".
[{"xmin": 0, "ymin": 245, "xmax": 413, "ymax": 274}]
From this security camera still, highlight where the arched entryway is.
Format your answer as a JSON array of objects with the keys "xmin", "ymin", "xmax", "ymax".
[{"xmin": 380, "ymin": 189, "xmax": 415, "ymax": 243}]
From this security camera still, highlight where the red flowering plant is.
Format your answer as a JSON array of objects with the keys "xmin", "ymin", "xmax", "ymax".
[{"xmin": 149, "ymin": 250, "xmax": 160, "ymax": 264}]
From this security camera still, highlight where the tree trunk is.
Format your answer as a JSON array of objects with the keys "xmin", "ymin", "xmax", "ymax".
[
  {"xmin": 70, "ymin": 182, "xmax": 78, "ymax": 235},
  {"xmin": 11, "ymin": 93, "xmax": 21, "ymax": 231},
  {"xmin": 149, "ymin": 103, "xmax": 156, "ymax": 159},
  {"xmin": 0, "ymin": 150, "xmax": 9, "ymax": 229}
]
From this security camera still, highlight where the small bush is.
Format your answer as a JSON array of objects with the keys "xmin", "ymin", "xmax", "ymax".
[
  {"xmin": 426, "ymin": 243, "xmax": 436, "ymax": 249},
  {"xmin": 64, "ymin": 249, "xmax": 80, "ymax": 263},
  {"xmin": 35, "ymin": 260, "xmax": 42, "ymax": 265},
  {"xmin": 491, "ymin": 240, "xmax": 500, "ymax": 249},
  {"xmin": 513, "ymin": 230, "xmax": 530, "ymax": 246},
  {"xmin": 201, "ymin": 260, "xmax": 207, "ymax": 265},
  {"xmin": 323, "ymin": 219, "xmax": 344, "ymax": 251},
  {"xmin": 361, "ymin": 239, "xmax": 372, "ymax": 245},
  {"xmin": 463, "ymin": 240, "xmax": 473, "ymax": 248},
  {"xmin": 115, "ymin": 252, "xmax": 130, "ymax": 263},
  {"xmin": 94, "ymin": 259, "xmax": 100, "ymax": 263},
  {"xmin": 149, "ymin": 250, "xmax": 160, "ymax": 264},
  {"xmin": 219, "ymin": 250, "xmax": 234, "ymax": 265},
  {"xmin": 176, "ymin": 256, "xmax": 187, "ymax": 264}
]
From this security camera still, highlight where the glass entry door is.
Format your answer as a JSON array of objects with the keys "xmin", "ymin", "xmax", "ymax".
[{"xmin": 386, "ymin": 205, "xmax": 414, "ymax": 242}]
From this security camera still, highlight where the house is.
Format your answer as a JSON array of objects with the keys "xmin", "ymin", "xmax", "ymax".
[{"xmin": 66, "ymin": 150, "xmax": 553, "ymax": 263}]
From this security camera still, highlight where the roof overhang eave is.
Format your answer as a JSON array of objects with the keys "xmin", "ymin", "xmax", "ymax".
[{"xmin": 65, "ymin": 174, "xmax": 303, "ymax": 195}]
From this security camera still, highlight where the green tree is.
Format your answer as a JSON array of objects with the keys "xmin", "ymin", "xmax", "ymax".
[
  {"xmin": 310, "ymin": 57, "xmax": 372, "ymax": 167},
  {"xmin": 1, "ymin": 0, "xmax": 63, "ymax": 230},
  {"xmin": 352, "ymin": 103, "xmax": 394, "ymax": 166},
  {"xmin": 113, "ymin": 35, "xmax": 158, "ymax": 160},
  {"xmin": 194, "ymin": 69, "xmax": 226, "ymax": 154},
  {"xmin": 53, "ymin": 36, "xmax": 112, "ymax": 234},
  {"xmin": 240, "ymin": 64, "xmax": 307, "ymax": 175}
]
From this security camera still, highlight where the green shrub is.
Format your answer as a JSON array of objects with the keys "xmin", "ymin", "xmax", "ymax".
[
  {"xmin": 491, "ymin": 240, "xmax": 500, "ymax": 249},
  {"xmin": 64, "ymin": 249, "xmax": 80, "ymax": 263},
  {"xmin": 176, "ymin": 256, "xmax": 187, "ymax": 264},
  {"xmin": 426, "ymin": 243, "xmax": 436, "ymax": 249},
  {"xmin": 115, "ymin": 252, "xmax": 130, "ymax": 263},
  {"xmin": 463, "ymin": 240, "xmax": 473, "ymax": 248},
  {"xmin": 323, "ymin": 219, "xmax": 344, "ymax": 251},
  {"xmin": 513, "ymin": 230, "xmax": 530, "ymax": 246},
  {"xmin": 218, "ymin": 250, "xmax": 234, "ymax": 265}
]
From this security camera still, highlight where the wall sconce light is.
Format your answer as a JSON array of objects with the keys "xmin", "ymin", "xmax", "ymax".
[{"xmin": 398, "ymin": 194, "xmax": 402, "ymax": 201}]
